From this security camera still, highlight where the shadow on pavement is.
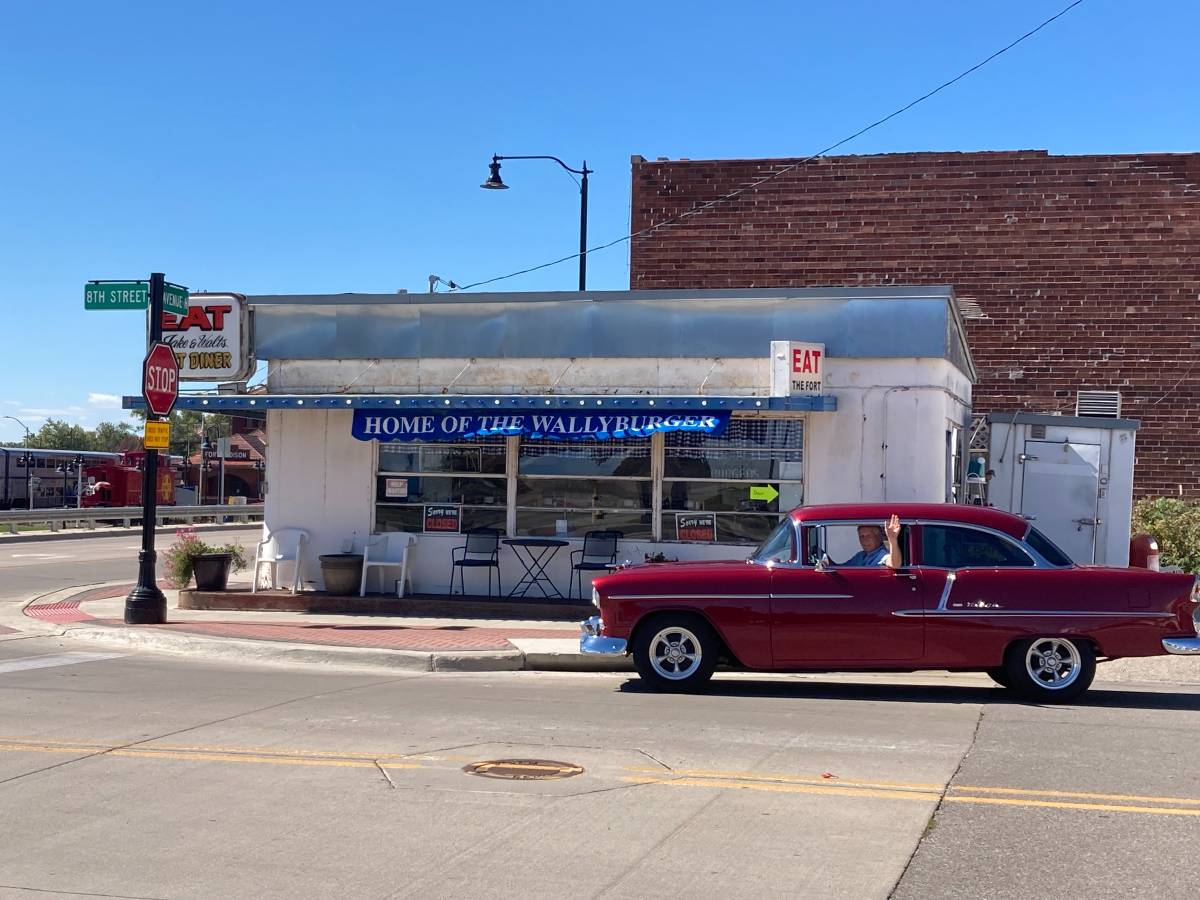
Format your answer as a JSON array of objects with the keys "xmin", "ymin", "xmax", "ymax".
[{"xmin": 615, "ymin": 677, "xmax": 1200, "ymax": 710}]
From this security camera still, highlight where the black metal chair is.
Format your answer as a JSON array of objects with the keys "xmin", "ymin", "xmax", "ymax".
[
  {"xmin": 570, "ymin": 530, "xmax": 621, "ymax": 600},
  {"xmin": 449, "ymin": 528, "xmax": 502, "ymax": 597}
]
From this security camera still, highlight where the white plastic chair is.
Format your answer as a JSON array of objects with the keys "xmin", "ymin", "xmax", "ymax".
[
  {"xmin": 253, "ymin": 528, "xmax": 310, "ymax": 593},
  {"xmin": 360, "ymin": 533, "xmax": 417, "ymax": 597}
]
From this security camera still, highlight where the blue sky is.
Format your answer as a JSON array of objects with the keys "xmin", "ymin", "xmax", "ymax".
[{"xmin": 1, "ymin": 0, "xmax": 1196, "ymax": 443}]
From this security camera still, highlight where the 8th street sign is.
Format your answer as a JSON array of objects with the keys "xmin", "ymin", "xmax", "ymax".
[
  {"xmin": 142, "ymin": 342, "xmax": 180, "ymax": 417},
  {"xmin": 86, "ymin": 281, "xmax": 189, "ymax": 316}
]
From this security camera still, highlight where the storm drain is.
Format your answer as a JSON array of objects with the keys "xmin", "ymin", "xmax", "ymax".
[{"xmin": 463, "ymin": 759, "xmax": 584, "ymax": 780}]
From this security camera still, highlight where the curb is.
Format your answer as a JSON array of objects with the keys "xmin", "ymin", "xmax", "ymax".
[{"xmin": 9, "ymin": 582, "xmax": 626, "ymax": 675}]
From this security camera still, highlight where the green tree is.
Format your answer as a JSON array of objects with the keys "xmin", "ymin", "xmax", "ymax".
[
  {"xmin": 91, "ymin": 421, "xmax": 138, "ymax": 452},
  {"xmin": 29, "ymin": 419, "xmax": 92, "ymax": 450}
]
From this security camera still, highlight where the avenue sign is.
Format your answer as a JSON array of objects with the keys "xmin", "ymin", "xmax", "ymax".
[
  {"xmin": 85, "ymin": 281, "xmax": 189, "ymax": 315},
  {"xmin": 142, "ymin": 342, "xmax": 180, "ymax": 417}
]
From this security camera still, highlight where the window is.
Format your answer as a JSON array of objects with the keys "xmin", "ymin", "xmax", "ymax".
[
  {"xmin": 920, "ymin": 525, "xmax": 1034, "ymax": 569},
  {"xmin": 516, "ymin": 438, "xmax": 652, "ymax": 539},
  {"xmin": 803, "ymin": 522, "xmax": 909, "ymax": 567},
  {"xmin": 662, "ymin": 419, "xmax": 803, "ymax": 545},
  {"xmin": 1025, "ymin": 527, "xmax": 1073, "ymax": 566},
  {"xmin": 375, "ymin": 438, "xmax": 507, "ymax": 533},
  {"xmin": 751, "ymin": 518, "xmax": 795, "ymax": 564}
]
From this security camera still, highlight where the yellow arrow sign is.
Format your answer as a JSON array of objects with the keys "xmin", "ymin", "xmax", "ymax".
[{"xmin": 750, "ymin": 485, "xmax": 779, "ymax": 502}]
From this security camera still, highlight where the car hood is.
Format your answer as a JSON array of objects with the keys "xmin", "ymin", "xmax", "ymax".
[{"xmin": 595, "ymin": 559, "xmax": 760, "ymax": 593}]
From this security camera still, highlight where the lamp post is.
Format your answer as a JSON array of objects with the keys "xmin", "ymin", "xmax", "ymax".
[
  {"xmin": 481, "ymin": 154, "xmax": 592, "ymax": 290},
  {"xmin": 54, "ymin": 456, "xmax": 85, "ymax": 510},
  {"xmin": 3, "ymin": 416, "xmax": 33, "ymax": 510}
]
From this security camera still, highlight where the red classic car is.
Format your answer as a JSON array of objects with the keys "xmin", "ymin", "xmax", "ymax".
[{"xmin": 581, "ymin": 503, "xmax": 1200, "ymax": 701}]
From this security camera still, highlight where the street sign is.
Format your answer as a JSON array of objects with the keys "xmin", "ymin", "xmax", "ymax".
[
  {"xmin": 163, "ymin": 282, "xmax": 189, "ymax": 316},
  {"xmin": 143, "ymin": 421, "xmax": 171, "ymax": 450},
  {"xmin": 142, "ymin": 342, "xmax": 180, "ymax": 417},
  {"xmin": 85, "ymin": 280, "xmax": 189, "ymax": 315}
]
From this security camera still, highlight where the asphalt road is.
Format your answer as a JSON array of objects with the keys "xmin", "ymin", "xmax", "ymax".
[
  {"xmin": 2, "ymin": 532, "xmax": 1199, "ymax": 898},
  {"xmin": 1, "ymin": 634, "xmax": 1198, "ymax": 900},
  {"xmin": 0, "ymin": 528, "xmax": 262, "ymax": 603}
]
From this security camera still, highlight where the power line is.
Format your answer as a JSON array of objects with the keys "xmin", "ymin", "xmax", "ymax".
[{"xmin": 452, "ymin": 0, "xmax": 1086, "ymax": 293}]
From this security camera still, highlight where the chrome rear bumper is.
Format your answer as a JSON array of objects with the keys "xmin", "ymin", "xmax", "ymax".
[
  {"xmin": 1163, "ymin": 636, "xmax": 1200, "ymax": 655},
  {"xmin": 580, "ymin": 616, "xmax": 627, "ymax": 655}
]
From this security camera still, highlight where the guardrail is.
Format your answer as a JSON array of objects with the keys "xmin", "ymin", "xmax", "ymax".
[{"xmin": 0, "ymin": 504, "xmax": 264, "ymax": 534}]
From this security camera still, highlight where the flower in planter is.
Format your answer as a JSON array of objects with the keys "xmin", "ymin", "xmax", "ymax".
[{"xmin": 163, "ymin": 526, "xmax": 248, "ymax": 588}]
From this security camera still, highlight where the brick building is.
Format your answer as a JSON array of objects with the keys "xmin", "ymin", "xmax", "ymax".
[{"xmin": 629, "ymin": 150, "xmax": 1200, "ymax": 498}]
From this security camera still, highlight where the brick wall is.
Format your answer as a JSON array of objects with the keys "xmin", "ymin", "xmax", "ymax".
[{"xmin": 629, "ymin": 150, "xmax": 1200, "ymax": 498}]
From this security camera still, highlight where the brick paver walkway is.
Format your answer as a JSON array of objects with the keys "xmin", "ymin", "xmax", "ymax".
[{"xmin": 25, "ymin": 584, "xmax": 577, "ymax": 651}]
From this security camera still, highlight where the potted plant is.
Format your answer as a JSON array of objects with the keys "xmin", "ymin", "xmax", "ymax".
[{"xmin": 164, "ymin": 526, "xmax": 248, "ymax": 591}]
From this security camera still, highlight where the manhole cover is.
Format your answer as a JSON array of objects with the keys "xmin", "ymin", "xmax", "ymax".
[{"xmin": 463, "ymin": 759, "xmax": 584, "ymax": 780}]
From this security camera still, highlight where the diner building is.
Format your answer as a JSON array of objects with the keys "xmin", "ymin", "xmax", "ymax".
[{"xmin": 167, "ymin": 286, "xmax": 975, "ymax": 594}]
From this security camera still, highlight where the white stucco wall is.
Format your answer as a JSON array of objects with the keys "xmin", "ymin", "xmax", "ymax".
[
  {"xmin": 806, "ymin": 357, "xmax": 972, "ymax": 505},
  {"xmin": 262, "ymin": 355, "xmax": 972, "ymax": 594}
]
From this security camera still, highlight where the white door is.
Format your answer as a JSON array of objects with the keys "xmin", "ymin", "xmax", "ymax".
[{"xmin": 1019, "ymin": 440, "xmax": 1101, "ymax": 563}]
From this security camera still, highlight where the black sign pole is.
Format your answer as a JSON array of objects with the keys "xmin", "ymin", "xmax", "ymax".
[{"xmin": 124, "ymin": 272, "xmax": 168, "ymax": 624}]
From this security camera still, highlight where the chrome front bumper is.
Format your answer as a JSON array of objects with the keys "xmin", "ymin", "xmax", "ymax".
[
  {"xmin": 1163, "ymin": 636, "xmax": 1200, "ymax": 655},
  {"xmin": 580, "ymin": 616, "xmax": 627, "ymax": 655}
]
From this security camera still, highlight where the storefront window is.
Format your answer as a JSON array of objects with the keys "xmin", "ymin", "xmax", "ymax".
[
  {"xmin": 375, "ymin": 439, "xmax": 507, "ymax": 534},
  {"xmin": 662, "ymin": 419, "xmax": 803, "ymax": 545},
  {"xmin": 372, "ymin": 419, "xmax": 803, "ymax": 544},
  {"xmin": 516, "ymin": 439, "xmax": 652, "ymax": 538}
]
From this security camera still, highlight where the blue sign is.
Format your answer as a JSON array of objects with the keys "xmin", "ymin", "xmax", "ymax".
[{"xmin": 352, "ymin": 409, "xmax": 730, "ymax": 443}]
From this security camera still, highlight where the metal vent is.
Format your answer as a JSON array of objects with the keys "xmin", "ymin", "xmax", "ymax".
[
  {"xmin": 956, "ymin": 297, "xmax": 988, "ymax": 319},
  {"xmin": 1076, "ymin": 390, "xmax": 1122, "ymax": 418}
]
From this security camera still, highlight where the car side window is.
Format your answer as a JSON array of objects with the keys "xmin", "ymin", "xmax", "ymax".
[{"xmin": 920, "ymin": 525, "xmax": 1034, "ymax": 569}]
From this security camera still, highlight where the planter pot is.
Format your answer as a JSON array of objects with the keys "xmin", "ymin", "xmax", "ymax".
[
  {"xmin": 319, "ymin": 553, "xmax": 364, "ymax": 596},
  {"xmin": 192, "ymin": 553, "xmax": 233, "ymax": 591}
]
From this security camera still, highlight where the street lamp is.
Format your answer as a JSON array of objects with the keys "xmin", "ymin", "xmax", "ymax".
[
  {"xmin": 54, "ymin": 455, "xmax": 85, "ymax": 508},
  {"xmin": 3, "ymin": 415, "xmax": 33, "ymax": 510},
  {"xmin": 481, "ymin": 154, "xmax": 592, "ymax": 290}
]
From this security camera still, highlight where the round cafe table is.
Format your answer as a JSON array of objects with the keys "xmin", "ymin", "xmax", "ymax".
[{"xmin": 502, "ymin": 537, "xmax": 570, "ymax": 599}]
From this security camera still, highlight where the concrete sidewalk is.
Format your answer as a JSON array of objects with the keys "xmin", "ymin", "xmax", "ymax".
[{"xmin": 2, "ymin": 580, "xmax": 628, "ymax": 674}]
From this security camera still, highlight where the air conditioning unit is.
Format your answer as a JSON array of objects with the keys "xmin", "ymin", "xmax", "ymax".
[{"xmin": 1076, "ymin": 390, "xmax": 1121, "ymax": 418}]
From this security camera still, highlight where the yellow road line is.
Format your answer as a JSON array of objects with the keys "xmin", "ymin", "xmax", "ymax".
[
  {"xmin": 954, "ymin": 784, "xmax": 1200, "ymax": 807},
  {"xmin": 623, "ymin": 776, "xmax": 941, "ymax": 803},
  {"xmin": 0, "ymin": 740, "xmax": 423, "ymax": 770},
  {"xmin": 625, "ymin": 765, "xmax": 944, "ymax": 794},
  {"xmin": 945, "ymin": 794, "xmax": 1200, "ymax": 818}
]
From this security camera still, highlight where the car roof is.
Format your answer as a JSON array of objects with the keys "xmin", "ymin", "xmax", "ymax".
[{"xmin": 789, "ymin": 503, "xmax": 1029, "ymax": 540}]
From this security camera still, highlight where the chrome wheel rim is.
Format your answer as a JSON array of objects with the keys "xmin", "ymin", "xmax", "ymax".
[
  {"xmin": 648, "ymin": 626, "xmax": 702, "ymax": 681},
  {"xmin": 1024, "ymin": 638, "xmax": 1082, "ymax": 690}
]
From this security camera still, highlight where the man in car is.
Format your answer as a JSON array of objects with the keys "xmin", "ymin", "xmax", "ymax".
[{"xmin": 841, "ymin": 514, "xmax": 902, "ymax": 568}]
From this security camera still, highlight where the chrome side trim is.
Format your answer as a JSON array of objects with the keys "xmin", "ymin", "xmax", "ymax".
[
  {"xmin": 771, "ymin": 594, "xmax": 855, "ymax": 600},
  {"xmin": 1163, "ymin": 636, "xmax": 1200, "ymax": 655},
  {"xmin": 937, "ymin": 571, "xmax": 957, "ymax": 611},
  {"xmin": 892, "ymin": 610, "xmax": 1176, "ymax": 619},
  {"xmin": 608, "ymin": 593, "xmax": 771, "ymax": 601},
  {"xmin": 579, "ymin": 616, "xmax": 627, "ymax": 655}
]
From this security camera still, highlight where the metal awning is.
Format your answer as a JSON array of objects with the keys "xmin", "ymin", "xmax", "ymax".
[{"xmin": 123, "ymin": 393, "xmax": 837, "ymax": 413}]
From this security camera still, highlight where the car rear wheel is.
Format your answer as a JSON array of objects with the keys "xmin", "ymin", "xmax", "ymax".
[
  {"xmin": 1002, "ymin": 636, "xmax": 1096, "ymax": 702},
  {"xmin": 631, "ymin": 616, "xmax": 720, "ymax": 692}
]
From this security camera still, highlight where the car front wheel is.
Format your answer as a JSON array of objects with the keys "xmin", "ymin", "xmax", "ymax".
[
  {"xmin": 631, "ymin": 616, "xmax": 720, "ymax": 692},
  {"xmin": 1002, "ymin": 636, "xmax": 1096, "ymax": 702}
]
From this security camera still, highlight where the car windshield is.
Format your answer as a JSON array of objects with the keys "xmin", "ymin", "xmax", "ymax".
[{"xmin": 749, "ymin": 517, "xmax": 794, "ymax": 564}]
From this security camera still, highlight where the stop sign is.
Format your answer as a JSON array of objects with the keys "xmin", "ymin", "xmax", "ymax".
[{"xmin": 142, "ymin": 342, "xmax": 179, "ymax": 416}]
